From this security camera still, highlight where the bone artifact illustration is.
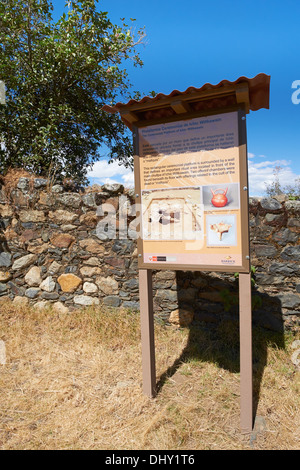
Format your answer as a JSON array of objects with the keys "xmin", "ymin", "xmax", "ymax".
[{"xmin": 210, "ymin": 221, "xmax": 232, "ymax": 240}]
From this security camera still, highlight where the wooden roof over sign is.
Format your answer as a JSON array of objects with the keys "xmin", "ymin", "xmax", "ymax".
[{"xmin": 103, "ymin": 73, "xmax": 270, "ymax": 130}]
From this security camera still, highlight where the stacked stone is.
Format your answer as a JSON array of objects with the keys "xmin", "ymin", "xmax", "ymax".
[
  {"xmin": 249, "ymin": 196, "xmax": 300, "ymax": 330},
  {"xmin": 0, "ymin": 177, "xmax": 138, "ymax": 313},
  {"xmin": 0, "ymin": 176, "xmax": 299, "ymax": 331}
]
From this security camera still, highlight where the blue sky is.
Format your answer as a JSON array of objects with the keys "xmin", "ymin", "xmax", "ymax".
[{"xmin": 53, "ymin": 0, "xmax": 300, "ymax": 195}]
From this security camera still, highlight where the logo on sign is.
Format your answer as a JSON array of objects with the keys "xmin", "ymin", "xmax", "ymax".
[{"xmin": 221, "ymin": 256, "xmax": 235, "ymax": 264}]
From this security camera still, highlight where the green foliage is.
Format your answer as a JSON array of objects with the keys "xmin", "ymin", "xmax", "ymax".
[
  {"xmin": 265, "ymin": 166, "xmax": 300, "ymax": 200},
  {"xmin": 220, "ymin": 288, "xmax": 239, "ymax": 312},
  {"xmin": 234, "ymin": 265, "xmax": 256, "ymax": 287},
  {"xmin": 220, "ymin": 266, "xmax": 262, "ymax": 312},
  {"xmin": 0, "ymin": 0, "xmax": 146, "ymax": 183},
  {"xmin": 252, "ymin": 293, "xmax": 263, "ymax": 311},
  {"xmin": 283, "ymin": 177, "xmax": 300, "ymax": 200}
]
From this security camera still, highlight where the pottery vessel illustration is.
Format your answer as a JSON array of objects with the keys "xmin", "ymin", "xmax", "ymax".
[{"xmin": 210, "ymin": 188, "xmax": 228, "ymax": 207}]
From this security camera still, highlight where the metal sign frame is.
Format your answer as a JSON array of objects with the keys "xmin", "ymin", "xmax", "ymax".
[
  {"xmin": 103, "ymin": 75, "xmax": 270, "ymax": 434},
  {"xmin": 134, "ymin": 108, "xmax": 253, "ymax": 434},
  {"xmin": 133, "ymin": 109, "xmax": 250, "ymax": 274}
]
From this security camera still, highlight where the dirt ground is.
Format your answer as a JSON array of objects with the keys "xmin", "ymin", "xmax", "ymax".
[{"xmin": 0, "ymin": 301, "xmax": 299, "ymax": 450}]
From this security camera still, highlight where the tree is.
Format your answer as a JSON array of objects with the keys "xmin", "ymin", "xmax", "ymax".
[
  {"xmin": 0, "ymin": 0, "xmax": 145, "ymax": 183},
  {"xmin": 264, "ymin": 166, "xmax": 284, "ymax": 197},
  {"xmin": 284, "ymin": 177, "xmax": 300, "ymax": 200}
]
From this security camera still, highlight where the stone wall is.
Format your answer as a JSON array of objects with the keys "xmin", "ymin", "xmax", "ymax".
[{"xmin": 0, "ymin": 175, "xmax": 299, "ymax": 332}]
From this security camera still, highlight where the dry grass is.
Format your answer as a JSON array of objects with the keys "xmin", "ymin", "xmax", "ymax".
[
  {"xmin": 0, "ymin": 301, "xmax": 299, "ymax": 450},
  {"xmin": 0, "ymin": 168, "xmax": 34, "ymax": 196}
]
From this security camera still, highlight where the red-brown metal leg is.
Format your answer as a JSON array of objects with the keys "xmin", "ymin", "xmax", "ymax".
[
  {"xmin": 139, "ymin": 269, "xmax": 156, "ymax": 398},
  {"xmin": 239, "ymin": 271, "xmax": 253, "ymax": 433}
]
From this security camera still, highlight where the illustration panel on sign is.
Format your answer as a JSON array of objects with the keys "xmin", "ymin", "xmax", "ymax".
[
  {"xmin": 202, "ymin": 183, "xmax": 240, "ymax": 211},
  {"xmin": 206, "ymin": 214, "xmax": 237, "ymax": 247},
  {"xmin": 142, "ymin": 187, "xmax": 203, "ymax": 241}
]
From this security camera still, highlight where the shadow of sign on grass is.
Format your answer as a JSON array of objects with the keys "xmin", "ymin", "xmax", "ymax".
[{"xmin": 156, "ymin": 271, "xmax": 285, "ymax": 422}]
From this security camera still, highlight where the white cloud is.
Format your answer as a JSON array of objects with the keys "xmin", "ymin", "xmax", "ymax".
[
  {"xmin": 88, "ymin": 157, "xmax": 299, "ymax": 195},
  {"xmin": 121, "ymin": 171, "xmax": 134, "ymax": 186},
  {"xmin": 88, "ymin": 160, "xmax": 130, "ymax": 178},
  {"xmin": 248, "ymin": 157, "xmax": 299, "ymax": 196},
  {"xmin": 250, "ymin": 159, "xmax": 291, "ymax": 170},
  {"xmin": 88, "ymin": 159, "xmax": 134, "ymax": 187},
  {"xmin": 100, "ymin": 177, "xmax": 120, "ymax": 185}
]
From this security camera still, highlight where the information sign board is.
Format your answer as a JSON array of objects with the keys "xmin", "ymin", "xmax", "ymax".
[{"xmin": 134, "ymin": 110, "xmax": 250, "ymax": 272}]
